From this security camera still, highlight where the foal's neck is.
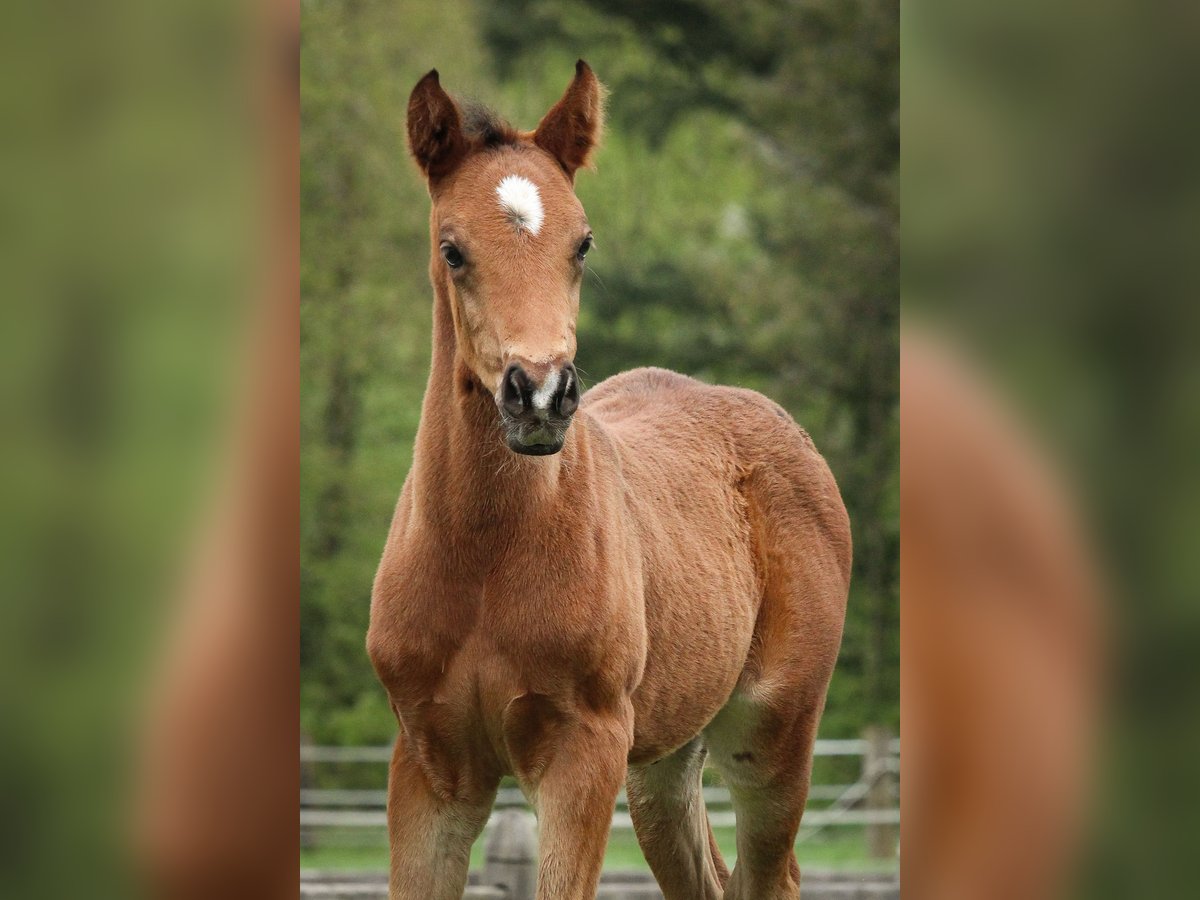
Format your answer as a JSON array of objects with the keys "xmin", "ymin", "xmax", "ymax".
[{"xmin": 410, "ymin": 285, "xmax": 567, "ymax": 532}]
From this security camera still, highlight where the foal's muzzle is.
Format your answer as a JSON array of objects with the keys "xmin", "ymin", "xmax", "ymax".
[{"xmin": 497, "ymin": 360, "xmax": 579, "ymax": 455}]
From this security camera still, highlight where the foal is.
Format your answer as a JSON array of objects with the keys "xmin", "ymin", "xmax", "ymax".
[{"xmin": 367, "ymin": 62, "xmax": 851, "ymax": 900}]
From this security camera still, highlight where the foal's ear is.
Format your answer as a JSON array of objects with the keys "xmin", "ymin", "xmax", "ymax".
[
  {"xmin": 407, "ymin": 70, "xmax": 467, "ymax": 182},
  {"xmin": 534, "ymin": 60, "xmax": 606, "ymax": 181}
]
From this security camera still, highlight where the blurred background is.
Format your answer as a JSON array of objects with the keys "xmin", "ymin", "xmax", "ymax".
[
  {"xmin": 301, "ymin": 0, "xmax": 898, "ymax": 878},
  {"xmin": 904, "ymin": 0, "xmax": 1200, "ymax": 897},
  {"xmin": 0, "ymin": 1, "xmax": 297, "ymax": 898}
]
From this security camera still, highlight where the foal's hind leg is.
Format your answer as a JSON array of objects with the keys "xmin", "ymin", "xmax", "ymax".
[
  {"xmin": 705, "ymin": 452, "xmax": 850, "ymax": 898},
  {"xmin": 627, "ymin": 737, "xmax": 728, "ymax": 900},
  {"xmin": 706, "ymin": 687, "xmax": 825, "ymax": 899},
  {"xmin": 705, "ymin": 567, "xmax": 847, "ymax": 897}
]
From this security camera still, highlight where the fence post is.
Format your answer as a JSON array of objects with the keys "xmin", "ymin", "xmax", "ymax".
[
  {"xmin": 483, "ymin": 809, "xmax": 538, "ymax": 900},
  {"xmin": 863, "ymin": 725, "xmax": 897, "ymax": 859}
]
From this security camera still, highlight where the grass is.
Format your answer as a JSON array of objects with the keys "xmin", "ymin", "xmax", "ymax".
[{"xmin": 300, "ymin": 826, "xmax": 898, "ymax": 874}]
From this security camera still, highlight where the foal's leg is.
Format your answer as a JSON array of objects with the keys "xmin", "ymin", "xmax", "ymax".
[
  {"xmin": 518, "ymin": 711, "xmax": 630, "ymax": 900},
  {"xmin": 627, "ymin": 737, "xmax": 728, "ymax": 900},
  {"xmin": 709, "ymin": 460, "xmax": 849, "ymax": 899},
  {"xmin": 708, "ymin": 692, "xmax": 823, "ymax": 900},
  {"xmin": 705, "ymin": 580, "xmax": 842, "ymax": 898},
  {"xmin": 385, "ymin": 730, "xmax": 496, "ymax": 900}
]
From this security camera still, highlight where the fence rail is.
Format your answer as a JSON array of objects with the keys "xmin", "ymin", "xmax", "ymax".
[
  {"xmin": 301, "ymin": 782, "xmax": 856, "ymax": 808},
  {"xmin": 300, "ymin": 738, "xmax": 900, "ymax": 764},
  {"xmin": 301, "ymin": 807, "xmax": 900, "ymax": 830}
]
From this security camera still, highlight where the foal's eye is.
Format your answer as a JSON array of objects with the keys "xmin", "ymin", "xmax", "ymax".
[
  {"xmin": 441, "ymin": 243, "xmax": 464, "ymax": 269},
  {"xmin": 576, "ymin": 235, "xmax": 593, "ymax": 261}
]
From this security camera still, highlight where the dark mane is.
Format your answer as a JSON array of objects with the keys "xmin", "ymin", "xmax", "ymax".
[{"xmin": 461, "ymin": 101, "xmax": 521, "ymax": 149}]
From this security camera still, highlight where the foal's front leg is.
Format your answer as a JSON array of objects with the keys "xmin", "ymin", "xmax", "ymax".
[
  {"xmin": 385, "ymin": 729, "xmax": 497, "ymax": 900},
  {"xmin": 523, "ymin": 711, "xmax": 630, "ymax": 900}
]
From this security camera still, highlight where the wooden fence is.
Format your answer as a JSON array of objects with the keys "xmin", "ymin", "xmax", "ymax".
[
  {"xmin": 300, "ymin": 810, "xmax": 900, "ymax": 900},
  {"xmin": 301, "ymin": 733, "xmax": 899, "ymax": 858}
]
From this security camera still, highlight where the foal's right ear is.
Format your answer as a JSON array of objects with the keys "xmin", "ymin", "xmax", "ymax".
[{"xmin": 407, "ymin": 70, "xmax": 467, "ymax": 182}]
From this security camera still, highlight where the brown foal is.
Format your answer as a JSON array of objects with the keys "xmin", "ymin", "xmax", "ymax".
[{"xmin": 366, "ymin": 61, "xmax": 852, "ymax": 900}]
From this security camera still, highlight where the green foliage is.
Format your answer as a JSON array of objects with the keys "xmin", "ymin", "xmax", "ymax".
[{"xmin": 302, "ymin": 0, "xmax": 898, "ymax": 745}]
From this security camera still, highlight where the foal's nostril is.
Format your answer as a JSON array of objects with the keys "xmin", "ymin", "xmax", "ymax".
[
  {"xmin": 501, "ymin": 363, "xmax": 531, "ymax": 416},
  {"xmin": 556, "ymin": 362, "xmax": 579, "ymax": 417},
  {"xmin": 501, "ymin": 361, "xmax": 577, "ymax": 423}
]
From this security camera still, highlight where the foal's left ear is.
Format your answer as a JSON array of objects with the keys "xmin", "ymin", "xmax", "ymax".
[{"xmin": 534, "ymin": 60, "xmax": 606, "ymax": 181}]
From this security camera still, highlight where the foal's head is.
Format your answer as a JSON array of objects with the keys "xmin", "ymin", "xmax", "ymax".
[{"xmin": 407, "ymin": 61, "xmax": 605, "ymax": 456}]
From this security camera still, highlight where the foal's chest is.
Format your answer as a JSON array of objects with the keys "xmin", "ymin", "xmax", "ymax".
[{"xmin": 377, "ymin": 545, "xmax": 644, "ymax": 786}]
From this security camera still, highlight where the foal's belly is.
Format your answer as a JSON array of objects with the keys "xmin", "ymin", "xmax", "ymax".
[{"xmin": 625, "ymin": 499, "xmax": 762, "ymax": 764}]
